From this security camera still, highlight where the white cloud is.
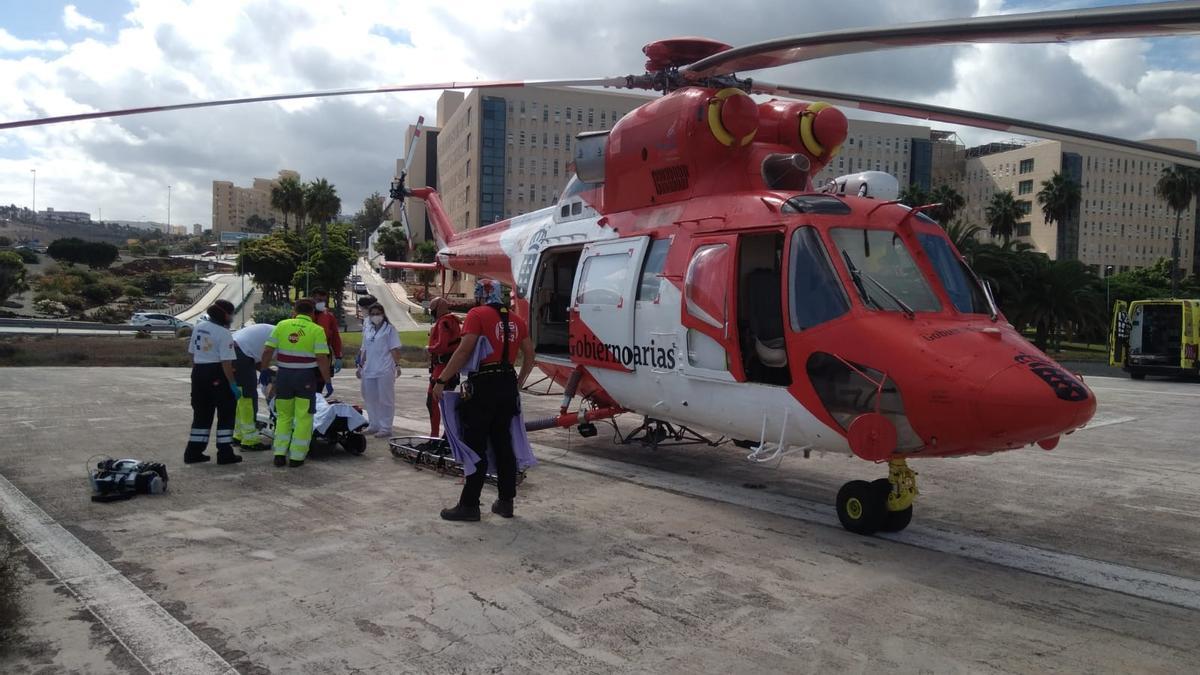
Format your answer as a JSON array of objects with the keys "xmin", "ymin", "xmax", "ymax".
[
  {"xmin": 63, "ymin": 5, "xmax": 105, "ymax": 33},
  {"xmin": 0, "ymin": 0, "xmax": 1197, "ymax": 228},
  {"xmin": 0, "ymin": 28, "xmax": 67, "ymax": 53}
]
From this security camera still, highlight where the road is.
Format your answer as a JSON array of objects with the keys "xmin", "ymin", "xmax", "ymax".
[
  {"xmin": 358, "ymin": 258, "xmax": 421, "ymax": 331},
  {"xmin": 0, "ymin": 369, "xmax": 1197, "ymax": 672},
  {"xmin": 175, "ymin": 273, "xmax": 256, "ymax": 325}
]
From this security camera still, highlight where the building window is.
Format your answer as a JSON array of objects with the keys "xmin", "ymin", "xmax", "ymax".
[
  {"xmin": 1016, "ymin": 222, "xmax": 1031, "ymax": 237},
  {"xmin": 1016, "ymin": 200, "xmax": 1032, "ymax": 216},
  {"xmin": 543, "ymin": 107, "xmax": 549, "ymax": 122},
  {"xmin": 1018, "ymin": 180, "xmax": 1033, "ymax": 195},
  {"xmin": 520, "ymin": 101, "xmax": 525, "ymax": 115},
  {"xmin": 519, "ymin": 131, "xmax": 526, "ymax": 146},
  {"xmin": 1019, "ymin": 158, "xmax": 1034, "ymax": 174},
  {"xmin": 542, "ymin": 132, "xmax": 548, "ymax": 148},
  {"xmin": 554, "ymin": 133, "xmax": 560, "ymax": 148},
  {"xmin": 465, "ymin": 159, "xmax": 470, "ymax": 179}
]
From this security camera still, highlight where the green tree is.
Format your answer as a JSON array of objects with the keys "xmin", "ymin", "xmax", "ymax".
[
  {"xmin": 270, "ymin": 174, "xmax": 304, "ymax": 233},
  {"xmin": 304, "ymin": 178, "xmax": 341, "ymax": 248},
  {"xmin": 0, "ymin": 251, "xmax": 28, "ymax": 305},
  {"xmin": 240, "ymin": 231, "xmax": 301, "ymax": 303},
  {"xmin": 0, "ymin": 236, "xmax": 10, "ymax": 247},
  {"xmin": 375, "ymin": 223, "xmax": 409, "ymax": 261},
  {"xmin": 898, "ymin": 184, "xmax": 929, "ymax": 209},
  {"xmin": 984, "ymin": 191, "xmax": 1022, "ymax": 243},
  {"xmin": 46, "ymin": 238, "xmax": 119, "ymax": 269},
  {"xmin": 928, "ymin": 184, "xmax": 966, "ymax": 224},
  {"xmin": 412, "ymin": 239, "xmax": 439, "ymax": 296},
  {"xmin": 245, "ymin": 214, "xmax": 275, "ymax": 233},
  {"xmin": 942, "ymin": 219, "xmax": 985, "ymax": 253},
  {"xmin": 1153, "ymin": 165, "xmax": 1200, "ymax": 295},
  {"xmin": 1036, "ymin": 171, "xmax": 1082, "ymax": 229},
  {"xmin": 353, "ymin": 192, "xmax": 387, "ymax": 240}
]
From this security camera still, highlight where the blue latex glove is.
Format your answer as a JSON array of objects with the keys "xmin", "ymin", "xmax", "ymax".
[
  {"xmin": 230, "ymin": 382, "xmax": 241, "ymax": 399},
  {"xmin": 333, "ymin": 359, "xmax": 343, "ymax": 374},
  {"xmin": 324, "ymin": 382, "xmax": 334, "ymax": 397}
]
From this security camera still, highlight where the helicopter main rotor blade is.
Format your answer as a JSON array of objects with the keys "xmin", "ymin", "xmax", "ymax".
[
  {"xmin": 684, "ymin": 1, "xmax": 1200, "ymax": 79},
  {"xmin": 751, "ymin": 80, "xmax": 1200, "ymax": 169},
  {"xmin": 0, "ymin": 78, "xmax": 629, "ymax": 130}
]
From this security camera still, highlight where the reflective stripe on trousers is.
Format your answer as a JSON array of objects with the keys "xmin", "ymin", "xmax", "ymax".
[{"xmin": 273, "ymin": 397, "xmax": 315, "ymax": 461}]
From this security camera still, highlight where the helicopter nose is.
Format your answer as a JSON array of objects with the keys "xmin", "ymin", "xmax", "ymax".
[{"xmin": 972, "ymin": 360, "xmax": 1096, "ymax": 448}]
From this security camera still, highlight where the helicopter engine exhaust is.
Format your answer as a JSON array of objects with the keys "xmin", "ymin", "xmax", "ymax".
[{"xmin": 761, "ymin": 153, "xmax": 811, "ymax": 190}]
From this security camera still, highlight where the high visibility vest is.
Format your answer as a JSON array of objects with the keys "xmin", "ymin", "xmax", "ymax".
[{"xmin": 266, "ymin": 315, "xmax": 330, "ymax": 369}]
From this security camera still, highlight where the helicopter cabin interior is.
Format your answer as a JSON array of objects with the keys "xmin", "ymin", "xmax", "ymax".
[
  {"xmin": 736, "ymin": 232, "xmax": 791, "ymax": 386},
  {"xmin": 1129, "ymin": 302, "xmax": 1183, "ymax": 366},
  {"xmin": 531, "ymin": 245, "xmax": 583, "ymax": 355}
]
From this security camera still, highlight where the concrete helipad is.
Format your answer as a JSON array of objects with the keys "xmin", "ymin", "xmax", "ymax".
[{"xmin": 0, "ymin": 367, "xmax": 1197, "ymax": 673}]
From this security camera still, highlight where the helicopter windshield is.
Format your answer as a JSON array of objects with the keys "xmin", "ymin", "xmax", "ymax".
[
  {"xmin": 916, "ymin": 233, "xmax": 991, "ymax": 314},
  {"xmin": 829, "ymin": 228, "xmax": 940, "ymax": 313}
]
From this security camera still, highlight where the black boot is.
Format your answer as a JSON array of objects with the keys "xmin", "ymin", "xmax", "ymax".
[
  {"xmin": 184, "ymin": 453, "xmax": 211, "ymax": 464},
  {"xmin": 491, "ymin": 499, "xmax": 513, "ymax": 519},
  {"xmin": 440, "ymin": 504, "xmax": 481, "ymax": 522},
  {"xmin": 288, "ymin": 459, "xmax": 304, "ymax": 468},
  {"xmin": 217, "ymin": 453, "xmax": 243, "ymax": 465},
  {"xmin": 273, "ymin": 455, "xmax": 287, "ymax": 467}
]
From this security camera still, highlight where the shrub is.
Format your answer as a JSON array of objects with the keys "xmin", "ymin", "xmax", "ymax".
[
  {"xmin": 124, "ymin": 285, "xmax": 144, "ymax": 299},
  {"xmin": 134, "ymin": 330, "xmax": 152, "ymax": 339},
  {"xmin": 80, "ymin": 283, "xmax": 115, "ymax": 306},
  {"xmin": 253, "ymin": 303, "xmax": 293, "ymax": 325},
  {"xmin": 176, "ymin": 326, "xmax": 193, "ymax": 338},
  {"xmin": 90, "ymin": 305, "xmax": 126, "ymax": 324},
  {"xmin": 34, "ymin": 298, "xmax": 69, "ymax": 316},
  {"xmin": 157, "ymin": 247, "xmax": 171, "ymax": 257},
  {"xmin": 169, "ymin": 285, "xmax": 193, "ymax": 304},
  {"xmin": 139, "ymin": 272, "xmax": 172, "ymax": 295},
  {"xmin": 61, "ymin": 296, "xmax": 85, "ymax": 312},
  {"xmin": 14, "ymin": 248, "xmax": 37, "ymax": 264},
  {"xmin": 0, "ymin": 236, "xmax": 10, "ymax": 247}
]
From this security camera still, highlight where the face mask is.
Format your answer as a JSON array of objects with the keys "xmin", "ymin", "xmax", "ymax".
[
  {"xmin": 370, "ymin": 315, "xmax": 383, "ymax": 326},
  {"xmin": 315, "ymin": 301, "xmax": 326, "ymax": 311}
]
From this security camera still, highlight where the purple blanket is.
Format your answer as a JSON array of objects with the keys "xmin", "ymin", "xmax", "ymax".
[{"xmin": 438, "ymin": 338, "xmax": 536, "ymax": 476}]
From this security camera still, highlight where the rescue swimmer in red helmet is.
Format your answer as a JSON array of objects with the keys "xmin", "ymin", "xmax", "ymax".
[{"xmin": 432, "ymin": 279, "xmax": 536, "ymax": 521}]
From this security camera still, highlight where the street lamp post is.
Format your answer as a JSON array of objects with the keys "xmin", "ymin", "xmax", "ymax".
[
  {"xmin": 29, "ymin": 169, "xmax": 36, "ymax": 243},
  {"xmin": 1104, "ymin": 265, "xmax": 1115, "ymax": 313},
  {"xmin": 167, "ymin": 185, "xmax": 172, "ymax": 233}
]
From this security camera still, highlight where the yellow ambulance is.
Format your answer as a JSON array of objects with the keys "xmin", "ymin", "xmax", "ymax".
[{"xmin": 1110, "ymin": 299, "xmax": 1200, "ymax": 379}]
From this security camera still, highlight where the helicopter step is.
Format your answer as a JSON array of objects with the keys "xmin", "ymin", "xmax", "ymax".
[
  {"xmin": 836, "ymin": 458, "xmax": 918, "ymax": 535},
  {"xmin": 615, "ymin": 417, "xmax": 725, "ymax": 450}
]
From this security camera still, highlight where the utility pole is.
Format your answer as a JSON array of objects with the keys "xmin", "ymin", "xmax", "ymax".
[{"xmin": 29, "ymin": 168, "xmax": 36, "ymax": 243}]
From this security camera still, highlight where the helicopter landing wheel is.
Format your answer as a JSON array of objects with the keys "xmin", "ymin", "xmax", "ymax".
[
  {"xmin": 871, "ymin": 478, "xmax": 913, "ymax": 533},
  {"xmin": 836, "ymin": 480, "xmax": 885, "ymax": 535}
]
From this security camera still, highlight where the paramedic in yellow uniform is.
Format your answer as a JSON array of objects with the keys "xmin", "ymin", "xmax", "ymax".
[{"xmin": 260, "ymin": 298, "xmax": 331, "ymax": 467}]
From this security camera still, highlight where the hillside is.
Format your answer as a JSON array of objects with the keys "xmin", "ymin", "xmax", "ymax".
[{"xmin": 0, "ymin": 217, "xmax": 165, "ymax": 245}]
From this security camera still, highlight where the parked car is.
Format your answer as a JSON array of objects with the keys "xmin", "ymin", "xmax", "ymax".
[
  {"xmin": 200, "ymin": 250, "xmax": 216, "ymax": 257},
  {"xmin": 130, "ymin": 312, "xmax": 191, "ymax": 329},
  {"xmin": 350, "ymin": 274, "xmax": 362, "ymax": 282},
  {"xmin": 354, "ymin": 281, "xmax": 369, "ymax": 295}
]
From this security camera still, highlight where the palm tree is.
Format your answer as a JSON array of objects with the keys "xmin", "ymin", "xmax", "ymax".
[
  {"xmin": 898, "ymin": 183, "xmax": 930, "ymax": 209},
  {"xmin": 303, "ymin": 178, "xmax": 341, "ymax": 248},
  {"xmin": 1154, "ymin": 165, "xmax": 1200, "ymax": 295},
  {"xmin": 1036, "ymin": 171, "xmax": 1082, "ymax": 229},
  {"xmin": 928, "ymin": 184, "xmax": 966, "ymax": 224},
  {"xmin": 943, "ymin": 219, "xmax": 985, "ymax": 253},
  {"xmin": 984, "ymin": 191, "xmax": 1022, "ymax": 242},
  {"xmin": 270, "ymin": 175, "xmax": 303, "ymax": 233}
]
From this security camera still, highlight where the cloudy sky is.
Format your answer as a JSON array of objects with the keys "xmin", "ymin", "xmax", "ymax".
[{"xmin": 1, "ymin": 0, "xmax": 1197, "ymax": 228}]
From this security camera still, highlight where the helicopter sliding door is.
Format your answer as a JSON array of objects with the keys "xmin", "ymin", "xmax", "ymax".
[{"xmin": 568, "ymin": 236, "xmax": 650, "ymax": 372}]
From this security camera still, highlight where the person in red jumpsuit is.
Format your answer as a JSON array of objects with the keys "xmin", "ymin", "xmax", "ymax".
[
  {"xmin": 311, "ymin": 287, "xmax": 343, "ymax": 394},
  {"xmin": 425, "ymin": 296, "xmax": 461, "ymax": 437}
]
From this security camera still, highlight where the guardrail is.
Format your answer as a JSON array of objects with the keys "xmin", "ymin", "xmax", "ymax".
[{"xmin": 0, "ymin": 318, "xmax": 182, "ymax": 335}]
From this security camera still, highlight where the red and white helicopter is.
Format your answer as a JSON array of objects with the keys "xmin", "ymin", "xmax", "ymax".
[{"xmin": 9, "ymin": 2, "xmax": 1200, "ymax": 534}]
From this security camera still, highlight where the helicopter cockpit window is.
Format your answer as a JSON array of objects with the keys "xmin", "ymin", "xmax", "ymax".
[
  {"xmin": 917, "ymin": 233, "xmax": 989, "ymax": 314},
  {"xmin": 830, "ymin": 228, "xmax": 940, "ymax": 313},
  {"xmin": 789, "ymin": 227, "xmax": 849, "ymax": 330}
]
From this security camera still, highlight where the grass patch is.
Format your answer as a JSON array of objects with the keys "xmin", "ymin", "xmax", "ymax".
[
  {"xmin": 0, "ymin": 335, "xmax": 192, "ymax": 367},
  {"xmin": 341, "ymin": 329, "xmax": 429, "ymax": 349}
]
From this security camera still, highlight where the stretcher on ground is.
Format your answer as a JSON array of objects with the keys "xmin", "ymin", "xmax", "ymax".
[{"xmin": 388, "ymin": 436, "xmax": 525, "ymax": 486}]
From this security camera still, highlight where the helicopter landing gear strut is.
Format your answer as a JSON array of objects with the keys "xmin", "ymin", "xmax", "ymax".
[{"xmin": 836, "ymin": 458, "xmax": 918, "ymax": 535}]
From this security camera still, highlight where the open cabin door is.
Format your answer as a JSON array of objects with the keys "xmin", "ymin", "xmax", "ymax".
[
  {"xmin": 680, "ymin": 234, "xmax": 739, "ymax": 380},
  {"xmin": 568, "ymin": 237, "xmax": 650, "ymax": 372}
]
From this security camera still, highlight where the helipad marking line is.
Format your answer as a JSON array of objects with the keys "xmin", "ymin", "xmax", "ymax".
[
  {"xmin": 386, "ymin": 417, "xmax": 1200, "ymax": 611},
  {"xmin": 1080, "ymin": 414, "xmax": 1137, "ymax": 430},
  {"xmin": 0, "ymin": 473, "xmax": 236, "ymax": 675},
  {"xmin": 1090, "ymin": 385, "xmax": 1200, "ymax": 398}
]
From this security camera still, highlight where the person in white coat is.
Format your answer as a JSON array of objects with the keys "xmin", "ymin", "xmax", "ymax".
[{"xmin": 357, "ymin": 303, "xmax": 403, "ymax": 437}]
